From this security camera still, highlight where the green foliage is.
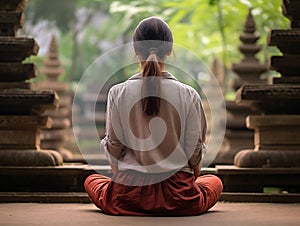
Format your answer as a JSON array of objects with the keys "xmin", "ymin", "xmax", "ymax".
[
  {"xmin": 27, "ymin": 0, "xmax": 106, "ymax": 32},
  {"xmin": 23, "ymin": 55, "xmax": 45, "ymax": 85},
  {"xmin": 57, "ymin": 33, "xmax": 73, "ymax": 80},
  {"xmin": 28, "ymin": 0, "xmax": 76, "ymax": 32},
  {"xmin": 163, "ymin": 0, "xmax": 288, "ymax": 64},
  {"xmin": 26, "ymin": 0, "xmax": 290, "ymax": 86},
  {"xmin": 103, "ymin": 0, "xmax": 289, "ymax": 71}
]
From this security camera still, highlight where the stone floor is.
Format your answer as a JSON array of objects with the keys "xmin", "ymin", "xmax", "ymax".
[{"xmin": 1, "ymin": 202, "xmax": 299, "ymax": 226}]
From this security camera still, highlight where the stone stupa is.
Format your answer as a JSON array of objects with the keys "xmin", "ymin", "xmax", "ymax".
[
  {"xmin": 213, "ymin": 9, "xmax": 268, "ymax": 165},
  {"xmin": 0, "ymin": 0, "xmax": 62, "ymax": 166},
  {"xmin": 37, "ymin": 36, "xmax": 73, "ymax": 160},
  {"xmin": 234, "ymin": 0, "xmax": 300, "ymax": 168}
]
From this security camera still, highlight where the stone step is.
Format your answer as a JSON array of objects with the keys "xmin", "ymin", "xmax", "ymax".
[
  {"xmin": 3, "ymin": 164, "xmax": 300, "ymax": 194},
  {"xmin": 0, "ymin": 165, "xmax": 217, "ymax": 192},
  {"xmin": 0, "ymin": 192, "xmax": 91, "ymax": 203},
  {"xmin": 1, "ymin": 192, "xmax": 299, "ymax": 204},
  {"xmin": 220, "ymin": 192, "xmax": 300, "ymax": 203},
  {"xmin": 216, "ymin": 165, "xmax": 300, "ymax": 193},
  {"xmin": 0, "ymin": 164, "xmax": 111, "ymax": 192}
]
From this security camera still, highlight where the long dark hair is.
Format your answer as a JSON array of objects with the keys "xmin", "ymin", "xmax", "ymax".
[{"xmin": 133, "ymin": 17, "xmax": 173, "ymax": 116}]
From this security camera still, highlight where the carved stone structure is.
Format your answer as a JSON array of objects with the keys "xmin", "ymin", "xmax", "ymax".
[
  {"xmin": 0, "ymin": 0, "xmax": 62, "ymax": 166},
  {"xmin": 37, "ymin": 36, "xmax": 73, "ymax": 160},
  {"xmin": 213, "ymin": 9, "xmax": 268, "ymax": 165},
  {"xmin": 76, "ymin": 81, "xmax": 110, "ymax": 164},
  {"xmin": 234, "ymin": 0, "xmax": 300, "ymax": 168},
  {"xmin": 232, "ymin": 9, "xmax": 268, "ymax": 89}
]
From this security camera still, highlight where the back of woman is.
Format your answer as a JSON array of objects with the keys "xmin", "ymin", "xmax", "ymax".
[{"xmin": 84, "ymin": 16, "xmax": 223, "ymax": 216}]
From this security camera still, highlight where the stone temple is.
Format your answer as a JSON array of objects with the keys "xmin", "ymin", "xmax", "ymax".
[
  {"xmin": 37, "ymin": 36, "xmax": 73, "ymax": 161},
  {"xmin": 0, "ymin": 0, "xmax": 62, "ymax": 166},
  {"xmin": 213, "ymin": 9, "xmax": 268, "ymax": 165}
]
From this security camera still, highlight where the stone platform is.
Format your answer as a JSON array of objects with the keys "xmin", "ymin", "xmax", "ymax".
[
  {"xmin": 216, "ymin": 165, "xmax": 300, "ymax": 193},
  {"xmin": 1, "ymin": 164, "xmax": 300, "ymax": 196},
  {"xmin": 0, "ymin": 202, "xmax": 299, "ymax": 226},
  {"xmin": 0, "ymin": 164, "xmax": 111, "ymax": 192}
]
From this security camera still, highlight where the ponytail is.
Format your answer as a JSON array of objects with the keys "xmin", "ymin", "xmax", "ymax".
[
  {"xmin": 142, "ymin": 50, "xmax": 162, "ymax": 116},
  {"xmin": 133, "ymin": 17, "xmax": 173, "ymax": 115}
]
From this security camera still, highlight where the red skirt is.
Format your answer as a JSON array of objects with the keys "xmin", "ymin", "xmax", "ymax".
[{"xmin": 84, "ymin": 171, "xmax": 222, "ymax": 216}]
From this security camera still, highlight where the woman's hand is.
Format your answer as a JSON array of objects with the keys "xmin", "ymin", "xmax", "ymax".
[{"xmin": 193, "ymin": 162, "xmax": 201, "ymax": 180}]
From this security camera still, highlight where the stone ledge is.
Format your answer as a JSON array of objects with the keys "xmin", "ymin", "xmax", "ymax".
[
  {"xmin": 246, "ymin": 115, "xmax": 300, "ymax": 127},
  {"xmin": 0, "ymin": 149, "xmax": 63, "ymax": 166},
  {"xmin": 0, "ymin": 191, "xmax": 299, "ymax": 204},
  {"xmin": 0, "ymin": 37, "xmax": 39, "ymax": 61},
  {"xmin": 236, "ymin": 84, "xmax": 300, "ymax": 113},
  {"xmin": 0, "ymin": 63, "xmax": 36, "ymax": 81},
  {"xmin": 0, "ymin": 0, "xmax": 28, "ymax": 12},
  {"xmin": 234, "ymin": 150, "xmax": 300, "ymax": 168},
  {"xmin": 0, "ymin": 89, "xmax": 58, "ymax": 114},
  {"xmin": 0, "ymin": 192, "xmax": 91, "ymax": 203},
  {"xmin": 0, "ymin": 164, "xmax": 109, "ymax": 192},
  {"xmin": 0, "ymin": 11, "xmax": 24, "ymax": 27},
  {"xmin": 216, "ymin": 165, "xmax": 300, "ymax": 193},
  {"xmin": 271, "ymin": 55, "xmax": 300, "ymax": 76},
  {"xmin": 0, "ymin": 115, "xmax": 50, "ymax": 128},
  {"xmin": 216, "ymin": 165, "xmax": 300, "ymax": 174},
  {"xmin": 220, "ymin": 192, "xmax": 300, "ymax": 203},
  {"xmin": 268, "ymin": 29, "xmax": 300, "ymax": 54}
]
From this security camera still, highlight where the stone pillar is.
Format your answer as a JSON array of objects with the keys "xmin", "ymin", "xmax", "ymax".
[
  {"xmin": 234, "ymin": 0, "xmax": 300, "ymax": 167},
  {"xmin": 37, "ymin": 36, "xmax": 73, "ymax": 160},
  {"xmin": 213, "ymin": 9, "xmax": 268, "ymax": 165},
  {"xmin": 0, "ymin": 0, "xmax": 62, "ymax": 166}
]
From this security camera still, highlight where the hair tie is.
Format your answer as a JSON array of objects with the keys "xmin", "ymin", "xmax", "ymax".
[{"xmin": 148, "ymin": 47, "xmax": 159, "ymax": 55}]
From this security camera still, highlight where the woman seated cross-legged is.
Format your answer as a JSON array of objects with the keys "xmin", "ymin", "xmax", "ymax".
[{"xmin": 84, "ymin": 16, "xmax": 223, "ymax": 216}]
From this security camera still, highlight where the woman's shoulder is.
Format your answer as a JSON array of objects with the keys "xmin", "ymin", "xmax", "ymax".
[
  {"xmin": 108, "ymin": 73, "xmax": 141, "ymax": 96},
  {"xmin": 108, "ymin": 83, "xmax": 122, "ymax": 94},
  {"xmin": 172, "ymin": 78, "xmax": 200, "ymax": 97}
]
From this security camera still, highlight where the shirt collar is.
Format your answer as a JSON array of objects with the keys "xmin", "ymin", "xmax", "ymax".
[{"xmin": 128, "ymin": 71, "xmax": 178, "ymax": 81}]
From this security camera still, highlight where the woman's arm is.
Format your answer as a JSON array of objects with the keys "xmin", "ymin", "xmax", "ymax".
[
  {"xmin": 185, "ymin": 91, "xmax": 207, "ymax": 177},
  {"xmin": 101, "ymin": 87, "xmax": 125, "ymax": 174}
]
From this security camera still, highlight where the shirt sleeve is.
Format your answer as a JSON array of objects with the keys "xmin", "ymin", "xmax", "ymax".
[
  {"xmin": 100, "ymin": 87, "xmax": 125, "ymax": 164},
  {"xmin": 185, "ymin": 90, "xmax": 207, "ymax": 168}
]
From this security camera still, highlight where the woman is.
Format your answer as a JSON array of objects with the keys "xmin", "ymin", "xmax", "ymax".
[{"xmin": 84, "ymin": 16, "xmax": 223, "ymax": 216}]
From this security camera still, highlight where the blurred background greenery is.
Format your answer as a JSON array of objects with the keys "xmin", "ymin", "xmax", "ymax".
[{"xmin": 22, "ymin": 0, "xmax": 289, "ymax": 97}]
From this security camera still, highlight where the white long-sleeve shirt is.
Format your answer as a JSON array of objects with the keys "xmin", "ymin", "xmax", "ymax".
[{"xmin": 101, "ymin": 71, "xmax": 207, "ymax": 174}]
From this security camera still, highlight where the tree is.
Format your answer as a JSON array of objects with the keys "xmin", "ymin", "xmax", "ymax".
[
  {"xmin": 26, "ymin": 0, "xmax": 107, "ymax": 82},
  {"xmin": 25, "ymin": 0, "xmax": 289, "ymax": 84}
]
